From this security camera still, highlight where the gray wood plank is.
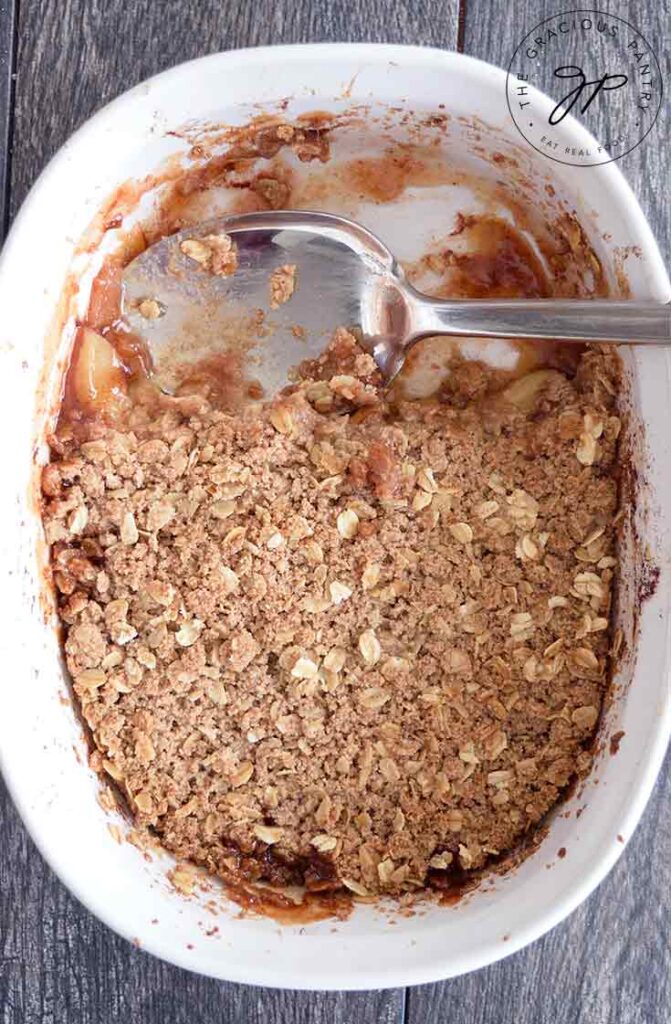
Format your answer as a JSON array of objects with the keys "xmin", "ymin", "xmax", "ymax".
[
  {"xmin": 9, "ymin": 0, "xmax": 461, "ymax": 216},
  {"xmin": 2, "ymin": 1, "xmax": 460, "ymax": 1021},
  {"xmin": 408, "ymin": 752, "xmax": 671, "ymax": 1024},
  {"xmin": 0, "ymin": 0, "xmax": 16, "ymax": 233},
  {"xmin": 0, "ymin": 777, "xmax": 402, "ymax": 1023},
  {"xmin": 410, "ymin": 1, "xmax": 671, "ymax": 1019},
  {"xmin": 461, "ymin": 0, "xmax": 671, "ymax": 265},
  {"xmin": 4, "ymin": 0, "xmax": 668, "ymax": 1022}
]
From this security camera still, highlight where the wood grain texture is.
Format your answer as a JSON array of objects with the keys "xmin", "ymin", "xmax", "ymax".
[
  {"xmin": 460, "ymin": 0, "xmax": 671, "ymax": 265},
  {"xmin": 0, "ymin": 0, "xmax": 15, "ymax": 230},
  {"xmin": 0, "ymin": 779, "xmax": 404, "ymax": 1024},
  {"xmin": 9, "ymin": 0, "xmax": 460, "ymax": 214},
  {"xmin": 2, "ymin": 0, "xmax": 670, "ymax": 1021},
  {"xmin": 408, "ymin": 751, "xmax": 671, "ymax": 1024},
  {"xmin": 411, "ymin": 2, "xmax": 671, "ymax": 1019},
  {"xmin": 2, "ymin": 3, "xmax": 456, "ymax": 1021}
]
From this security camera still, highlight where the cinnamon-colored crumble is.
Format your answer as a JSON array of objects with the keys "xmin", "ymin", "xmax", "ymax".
[
  {"xmin": 179, "ymin": 232, "xmax": 238, "ymax": 277},
  {"xmin": 42, "ymin": 325, "xmax": 621, "ymax": 898},
  {"xmin": 269, "ymin": 264, "xmax": 297, "ymax": 309}
]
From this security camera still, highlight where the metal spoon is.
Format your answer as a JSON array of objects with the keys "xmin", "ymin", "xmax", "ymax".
[{"xmin": 122, "ymin": 210, "xmax": 670, "ymax": 395}]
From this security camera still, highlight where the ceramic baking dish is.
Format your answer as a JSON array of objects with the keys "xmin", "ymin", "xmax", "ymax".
[{"xmin": 0, "ymin": 44, "xmax": 669, "ymax": 989}]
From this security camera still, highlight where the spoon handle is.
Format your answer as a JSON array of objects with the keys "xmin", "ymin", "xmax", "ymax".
[{"xmin": 408, "ymin": 296, "xmax": 671, "ymax": 345}]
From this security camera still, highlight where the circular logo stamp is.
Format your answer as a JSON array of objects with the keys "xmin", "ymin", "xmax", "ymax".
[{"xmin": 506, "ymin": 9, "xmax": 663, "ymax": 166}]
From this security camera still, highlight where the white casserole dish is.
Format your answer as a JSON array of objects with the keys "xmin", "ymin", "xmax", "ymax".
[{"xmin": 0, "ymin": 44, "xmax": 669, "ymax": 990}]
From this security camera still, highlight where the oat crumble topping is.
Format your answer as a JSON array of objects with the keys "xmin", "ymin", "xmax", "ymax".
[
  {"xmin": 137, "ymin": 298, "xmax": 164, "ymax": 320},
  {"xmin": 269, "ymin": 264, "xmax": 297, "ymax": 309},
  {"xmin": 43, "ymin": 325, "xmax": 621, "ymax": 898},
  {"xmin": 179, "ymin": 233, "xmax": 238, "ymax": 277}
]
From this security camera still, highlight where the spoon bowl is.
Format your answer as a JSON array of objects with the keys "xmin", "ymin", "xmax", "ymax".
[
  {"xmin": 122, "ymin": 211, "xmax": 405, "ymax": 393},
  {"xmin": 122, "ymin": 210, "xmax": 670, "ymax": 395}
]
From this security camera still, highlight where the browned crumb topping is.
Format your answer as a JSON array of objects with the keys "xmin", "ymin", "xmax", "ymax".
[
  {"xmin": 137, "ymin": 298, "xmax": 164, "ymax": 320},
  {"xmin": 179, "ymin": 233, "xmax": 238, "ymax": 276},
  {"xmin": 269, "ymin": 264, "xmax": 297, "ymax": 309},
  {"xmin": 43, "ymin": 330, "xmax": 621, "ymax": 898}
]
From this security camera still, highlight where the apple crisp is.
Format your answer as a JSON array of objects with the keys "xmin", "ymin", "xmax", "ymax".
[{"xmin": 42, "ymin": 322, "xmax": 621, "ymax": 899}]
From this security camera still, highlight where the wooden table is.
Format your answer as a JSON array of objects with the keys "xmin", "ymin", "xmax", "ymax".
[{"xmin": 1, "ymin": 2, "xmax": 669, "ymax": 1021}]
